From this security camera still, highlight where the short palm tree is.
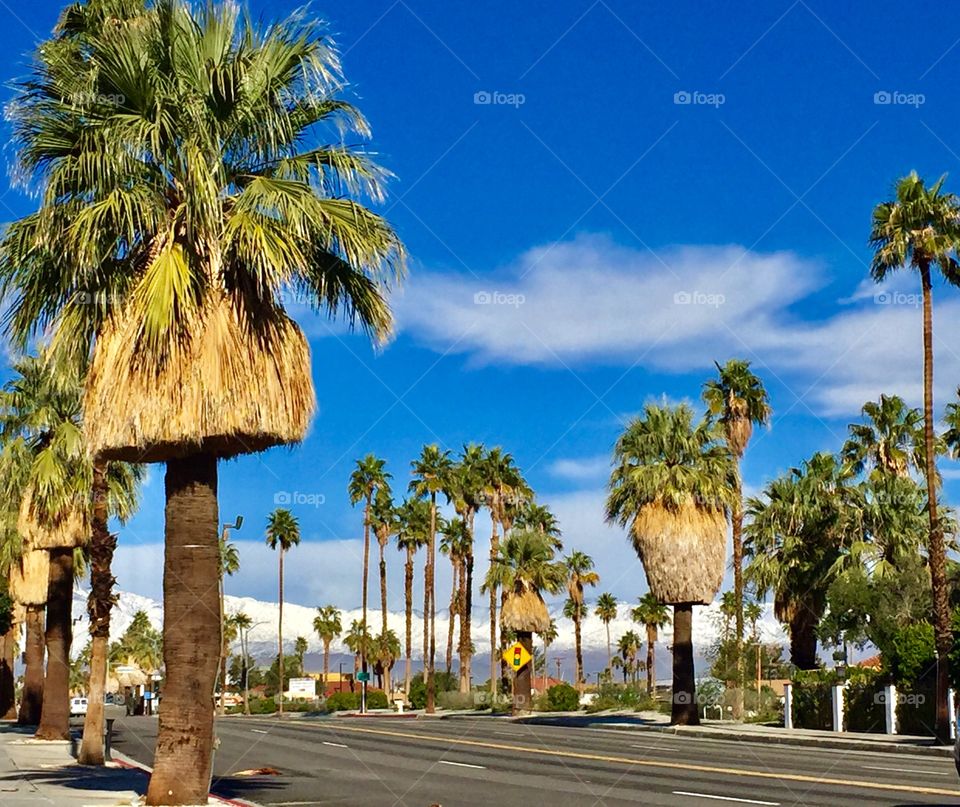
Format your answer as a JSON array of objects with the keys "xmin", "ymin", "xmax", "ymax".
[
  {"xmin": 373, "ymin": 628, "xmax": 401, "ymax": 693},
  {"xmin": 617, "ymin": 631, "xmax": 642, "ymax": 685},
  {"xmin": 484, "ymin": 529, "xmax": 565, "ymax": 712},
  {"xmin": 440, "ymin": 517, "xmax": 470, "ymax": 675},
  {"xmin": 231, "ymin": 612, "xmax": 253, "ymax": 714},
  {"xmin": 344, "ymin": 620, "xmax": 372, "ymax": 675},
  {"xmin": 842, "ymin": 394, "xmax": 927, "ymax": 480},
  {"xmin": 703, "ymin": 359, "xmax": 770, "ymax": 719},
  {"xmin": 606, "ymin": 403, "xmax": 733, "ymax": 725},
  {"xmin": 564, "ymin": 551, "xmax": 599, "ymax": 688},
  {"xmin": 409, "ymin": 444, "xmax": 453, "ymax": 713},
  {"xmin": 349, "ymin": 454, "xmax": 391, "ymax": 704},
  {"xmin": 395, "ymin": 498, "xmax": 428, "ymax": 695},
  {"xmin": 0, "ymin": 2, "xmax": 404, "ymax": 798},
  {"xmin": 538, "ymin": 618, "xmax": 558, "ymax": 682},
  {"xmin": 266, "ymin": 508, "xmax": 301, "ymax": 717},
  {"xmin": 870, "ymin": 171, "xmax": 960, "ymax": 739},
  {"xmin": 313, "ymin": 605, "xmax": 342, "ymax": 691},
  {"xmin": 631, "ymin": 593, "xmax": 671, "ymax": 696},
  {"xmin": 294, "ymin": 636, "xmax": 309, "ymax": 677},
  {"xmin": 595, "ymin": 593, "xmax": 619, "ymax": 668}
]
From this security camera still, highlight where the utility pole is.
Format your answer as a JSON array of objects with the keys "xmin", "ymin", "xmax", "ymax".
[{"xmin": 555, "ymin": 657, "xmax": 564, "ymax": 682}]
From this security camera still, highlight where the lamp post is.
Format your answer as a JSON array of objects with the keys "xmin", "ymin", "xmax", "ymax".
[{"xmin": 217, "ymin": 516, "xmax": 243, "ymax": 716}]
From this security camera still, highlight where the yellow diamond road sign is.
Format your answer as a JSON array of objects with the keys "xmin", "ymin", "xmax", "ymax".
[{"xmin": 502, "ymin": 641, "xmax": 532, "ymax": 672}]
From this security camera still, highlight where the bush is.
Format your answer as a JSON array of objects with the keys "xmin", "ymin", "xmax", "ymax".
[
  {"xmin": 545, "ymin": 683, "xmax": 580, "ymax": 712},
  {"xmin": 792, "ymin": 669, "xmax": 838, "ymax": 731},
  {"xmin": 887, "ymin": 623, "xmax": 936, "ymax": 685},
  {"xmin": 437, "ymin": 690, "xmax": 478, "ymax": 711},
  {"xmin": 408, "ymin": 672, "xmax": 458, "ymax": 709},
  {"xmin": 324, "ymin": 690, "xmax": 389, "ymax": 711},
  {"xmin": 584, "ymin": 683, "xmax": 656, "ymax": 714},
  {"xmin": 843, "ymin": 670, "xmax": 885, "ymax": 733}
]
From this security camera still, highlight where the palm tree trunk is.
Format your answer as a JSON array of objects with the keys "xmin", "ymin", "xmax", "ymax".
[
  {"xmin": 361, "ymin": 497, "xmax": 370, "ymax": 713},
  {"xmin": 671, "ymin": 604, "xmax": 698, "ymax": 726},
  {"xmin": 513, "ymin": 631, "xmax": 533, "ymax": 714},
  {"xmin": 218, "ymin": 566, "xmax": 226, "ymax": 717},
  {"xmin": 145, "ymin": 454, "xmax": 220, "ymax": 806},
  {"xmin": 80, "ymin": 463, "xmax": 115, "ymax": 764},
  {"xmin": 36, "ymin": 547, "xmax": 74, "ymax": 741},
  {"xmin": 242, "ymin": 631, "xmax": 250, "ymax": 716},
  {"xmin": 920, "ymin": 263, "xmax": 951, "ymax": 742},
  {"xmin": 459, "ymin": 514, "xmax": 474, "ymax": 694},
  {"xmin": 732, "ymin": 479, "xmax": 746, "ymax": 720},
  {"xmin": 379, "ymin": 541, "xmax": 388, "ymax": 639},
  {"xmin": 404, "ymin": 549, "xmax": 413, "ymax": 696},
  {"xmin": 445, "ymin": 559, "xmax": 458, "ymax": 675},
  {"xmin": 789, "ymin": 607, "xmax": 819, "ymax": 671},
  {"xmin": 605, "ymin": 623, "xmax": 611, "ymax": 669},
  {"xmin": 426, "ymin": 493, "xmax": 437, "ymax": 714},
  {"xmin": 19, "ymin": 606, "xmax": 44, "ymax": 725},
  {"xmin": 278, "ymin": 550, "xmax": 284, "ymax": 717},
  {"xmin": 646, "ymin": 626, "xmax": 656, "ymax": 696},
  {"xmin": 488, "ymin": 514, "xmax": 500, "ymax": 701},
  {"xmin": 0, "ymin": 625, "xmax": 16, "ymax": 719},
  {"xmin": 574, "ymin": 613, "xmax": 583, "ymax": 691}
]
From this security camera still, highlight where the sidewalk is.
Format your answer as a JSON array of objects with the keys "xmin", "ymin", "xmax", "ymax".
[{"xmin": 0, "ymin": 722, "xmax": 253, "ymax": 805}]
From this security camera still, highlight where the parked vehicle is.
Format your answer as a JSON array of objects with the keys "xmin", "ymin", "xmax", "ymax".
[{"xmin": 70, "ymin": 697, "xmax": 88, "ymax": 717}]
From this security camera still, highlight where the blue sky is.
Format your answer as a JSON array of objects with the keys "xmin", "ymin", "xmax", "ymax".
[{"xmin": 2, "ymin": 0, "xmax": 960, "ymax": 624}]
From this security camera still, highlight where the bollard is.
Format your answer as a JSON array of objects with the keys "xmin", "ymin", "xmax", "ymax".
[
  {"xmin": 783, "ymin": 683, "xmax": 793, "ymax": 729},
  {"xmin": 831, "ymin": 684, "xmax": 845, "ymax": 732},
  {"xmin": 104, "ymin": 718, "xmax": 115, "ymax": 761},
  {"xmin": 950, "ymin": 689, "xmax": 957, "ymax": 741},
  {"xmin": 884, "ymin": 684, "xmax": 897, "ymax": 735}
]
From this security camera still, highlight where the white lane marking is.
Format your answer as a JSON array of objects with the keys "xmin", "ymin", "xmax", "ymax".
[
  {"xmin": 439, "ymin": 760, "xmax": 486, "ymax": 769},
  {"xmin": 322, "ymin": 741, "xmax": 348, "ymax": 748},
  {"xmin": 673, "ymin": 793, "xmax": 779, "ymax": 806},
  {"xmin": 250, "ymin": 729, "xmax": 268, "ymax": 734},
  {"xmin": 632, "ymin": 744, "xmax": 668, "ymax": 751},
  {"xmin": 861, "ymin": 765, "xmax": 950, "ymax": 776}
]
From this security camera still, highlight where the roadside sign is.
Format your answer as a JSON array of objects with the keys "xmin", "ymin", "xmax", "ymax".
[
  {"xmin": 356, "ymin": 671, "xmax": 371, "ymax": 683},
  {"xmin": 502, "ymin": 641, "xmax": 532, "ymax": 672}
]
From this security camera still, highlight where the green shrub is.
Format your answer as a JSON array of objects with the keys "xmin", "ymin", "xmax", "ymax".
[
  {"xmin": 408, "ymin": 672, "xmax": 458, "ymax": 709},
  {"xmin": 887, "ymin": 623, "xmax": 936, "ymax": 685},
  {"xmin": 792, "ymin": 669, "xmax": 838, "ymax": 730},
  {"xmin": 843, "ymin": 671, "xmax": 885, "ymax": 733},
  {"xmin": 325, "ymin": 691, "xmax": 359, "ymax": 711},
  {"xmin": 584, "ymin": 684, "xmax": 656, "ymax": 713},
  {"xmin": 246, "ymin": 697, "xmax": 277, "ymax": 715},
  {"xmin": 545, "ymin": 683, "xmax": 580, "ymax": 712},
  {"xmin": 437, "ymin": 690, "xmax": 477, "ymax": 711}
]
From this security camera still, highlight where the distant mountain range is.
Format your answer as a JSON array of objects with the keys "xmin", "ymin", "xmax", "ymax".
[{"xmin": 69, "ymin": 587, "xmax": 788, "ymax": 682}]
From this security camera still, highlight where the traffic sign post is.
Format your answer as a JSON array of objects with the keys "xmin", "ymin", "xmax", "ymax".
[
  {"xmin": 502, "ymin": 641, "xmax": 532, "ymax": 672},
  {"xmin": 502, "ymin": 637, "xmax": 534, "ymax": 716}
]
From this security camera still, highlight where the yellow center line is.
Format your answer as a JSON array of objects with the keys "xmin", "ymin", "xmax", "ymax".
[{"xmin": 309, "ymin": 722, "xmax": 960, "ymax": 799}]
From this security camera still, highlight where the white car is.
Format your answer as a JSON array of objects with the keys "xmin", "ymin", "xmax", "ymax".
[{"xmin": 70, "ymin": 697, "xmax": 88, "ymax": 717}]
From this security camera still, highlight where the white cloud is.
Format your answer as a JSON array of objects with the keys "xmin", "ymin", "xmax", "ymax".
[
  {"xmin": 396, "ymin": 235, "xmax": 960, "ymax": 418},
  {"xmin": 546, "ymin": 455, "xmax": 611, "ymax": 483}
]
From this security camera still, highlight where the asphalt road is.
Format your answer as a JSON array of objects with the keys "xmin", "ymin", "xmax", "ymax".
[{"xmin": 108, "ymin": 714, "xmax": 960, "ymax": 806}]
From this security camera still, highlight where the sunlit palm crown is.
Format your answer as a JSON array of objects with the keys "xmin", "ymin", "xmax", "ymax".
[
  {"xmin": 702, "ymin": 359, "xmax": 771, "ymax": 458},
  {"xmin": 841, "ymin": 394, "xmax": 928, "ymax": 479},
  {"xmin": 486, "ymin": 529, "xmax": 565, "ymax": 634},
  {"xmin": 0, "ymin": 0, "xmax": 403, "ymax": 462},
  {"xmin": 606, "ymin": 403, "xmax": 733, "ymax": 605}
]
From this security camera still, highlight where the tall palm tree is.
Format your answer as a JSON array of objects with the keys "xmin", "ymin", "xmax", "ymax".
[
  {"xmin": 842, "ymin": 394, "xmax": 927, "ymax": 480},
  {"xmin": 409, "ymin": 444, "xmax": 453, "ymax": 714},
  {"xmin": 564, "ymin": 551, "xmax": 598, "ymax": 688},
  {"xmin": 294, "ymin": 636, "xmax": 308, "ymax": 677},
  {"xmin": 606, "ymin": 403, "xmax": 733, "ymax": 725},
  {"xmin": 631, "ymin": 593, "xmax": 671, "ymax": 696},
  {"xmin": 216, "ymin": 536, "xmax": 240, "ymax": 717},
  {"xmin": 395, "ymin": 498, "xmax": 428, "ymax": 695},
  {"xmin": 349, "ymin": 454, "xmax": 391, "ymax": 708},
  {"xmin": 313, "ymin": 605, "xmax": 342, "ymax": 692},
  {"xmin": 0, "ymin": 1, "xmax": 404, "ymax": 798},
  {"xmin": 870, "ymin": 171, "xmax": 960, "ymax": 739},
  {"xmin": 744, "ymin": 453, "xmax": 851, "ymax": 670},
  {"xmin": 230, "ymin": 612, "xmax": 253, "ymax": 715},
  {"xmin": 369, "ymin": 488, "xmax": 397, "ymax": 643},
  {"xmin": 538, "ymin": 618, "xmax": 558, "ymax": 683},
  {"xmin": 515, "ymin": 501, "xmax": 563, "ymax": 549},
  {"xmin": 484, "ymin": 529, "xmax": 565, "ymax": 713},
  {"xmin": 266, "ymin": 508, "xmax": 300, "ymax": 717},
  {"xmin": 373, "ymin": 628, "xmax": 401, "ymax": 693},
  {"xmin": 594, "ymin": 593, "xmax": 618, "ymax": 668},
  {"xmin": 703, "ymin": 359, "xmax": 770, "ymax": 719},
  {"xmin": 440, "ymin": 517, "xmax": 469, "ymax": 675},
  {"xmin": 446, "ymin": 445, "xmax": 486, "ymax": 692}
]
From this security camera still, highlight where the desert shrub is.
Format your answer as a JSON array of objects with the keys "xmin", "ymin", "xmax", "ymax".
[
  {"xmin": 437, "ymin": 690, "xmax": 477, "ymax": 711},
  {"xmin": 585, "ymin": 684, "xmax": 656, "ymax": 713},
  {"xmin": 545, "ymin": 683, "xmax": 580, "ymax": 712}
]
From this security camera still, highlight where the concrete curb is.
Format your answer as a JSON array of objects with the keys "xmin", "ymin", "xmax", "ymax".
[
  {"xmin": 110, "ymin": 749, "xmax": 261, "ymax": 805},
  {"xmin": 616, "ymin": 724, "xmax": 954, "ymax": 757}
]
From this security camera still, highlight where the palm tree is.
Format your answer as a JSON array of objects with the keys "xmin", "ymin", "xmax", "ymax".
[
  {"xmin": 409, "ymin": 444, "xmax": 453, "ymax": 714},
  {"xmin": 617, "ymin": 631, "xmax": 642, "ymax": 685},
  {"xmin": 631, "ymin": 593, "xmax": 671, "ymax": 696},
  {"xmin": 349, "ymin": 454, "xmax": 392, "ymax": 709},
  {"xmin": 564, "ymin": 551, "xmax": 599, "ymax": 688},
  {"xmin": 744, "ymin": 453, "xmax": 851, "ymax": 670},
  {"xmin": 538, "ymin": 618, "xmax": 558, "ymax": 683},
  {"xmin": 266, "ymin": 508, "xmax": 301, "ymax": 717},
  {"xmin": 216, "ymin": 536, "xmax": 240, "ymax": 717},
  {"xmin": 313, "ymin": 605, "xmax": 342, "ymax": 692},
  {"xmin": 595, "ymin": 593, "xmax": 618, "ymax": 668},
  {"xmin": 842, "ymin": 394, "xmax": 927, "ymax": 480},
  {"xmin": 446, "ymin": 445, "xmax": 486, "ymax": 692},
  {"xmin": 484, "ymin": 529, "xmax": 565, "ymax": 712},
  {"xmin": 516, "ymin": 501, "xmax": 563, "ymax": 549},
  {"xmin": 344, "ymin": 620, "xmax": 372, "ymax": 675},
  {"xmin": 0, "ymin": 1, "xmax": 404, "ymax": 797},
  {"xmin": 395, "ymin": 498, "xmax": 428, "ymax": 695},
  {"xmin": 870, "ymin": 172, "xmax": 960, "ymax": 739},
  {"xmin": 703, "ymin": 359, "xmax": 770, "ymax": 719},
  {"xmin": 373, "ymin": 628, "xmax": 401, "ymax": 694},
  {"xmin": 230, "ymin": 612, "xmax": 253, "ymax": 715},
  {"xmin": 440, "ymin": 517, "xmax": 469, "ymax": 675},
  {"xmin": 606, "ymin": 403, "xmax": 733, "ymax": 725},
  {"xmin": 478, "ymin": 448, "xmax": 525, "ymax": 699},
  {"xmin": 294, "ymin": 636, "xmax": 309, "ymax": 677},
  {"xmin": 369, "ymin": 488, "xmax": 397, "ymax": 645}
]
